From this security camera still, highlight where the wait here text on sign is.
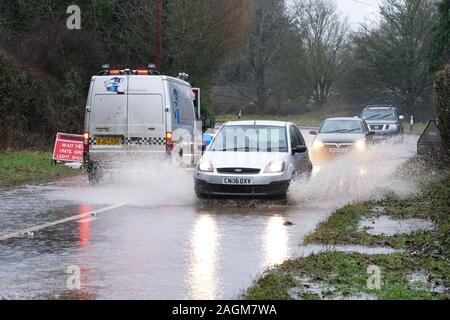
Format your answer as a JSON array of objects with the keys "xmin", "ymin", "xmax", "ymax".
[{"xmin": 52, "ymin": 132, "xmax": 84, "ymax": 162}]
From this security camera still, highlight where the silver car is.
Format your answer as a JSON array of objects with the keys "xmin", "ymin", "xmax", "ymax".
[
  {"xmin": 194, "ymin": 121, "xmax": 312, "ymax": 198},
  {"xmin": 310, "ymin": 117, "xmax": 374, "ymax": 164}
]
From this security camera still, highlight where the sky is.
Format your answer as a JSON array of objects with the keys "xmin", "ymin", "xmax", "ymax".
[{"xmin": 335, "ymin": 0, "xmax": 382, "ymax": 29}]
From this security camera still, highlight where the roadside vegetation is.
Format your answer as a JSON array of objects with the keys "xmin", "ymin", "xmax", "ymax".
[
  {"xmin": 244, "ymin": 165, "xmax": 450, "ymax": 300},
  {"xmin": 1, "ymin": 0, "xmax": 448, "ymax": 150},
  {"xmin": 0, "ymin": 151, "xmax": 80, "ymax": 187},
  {"xmin": 216, "ymin": 114, "xmax": 323, "ymax": 127},
  {"xmin": 216, "ymin": 114, "xmax": 428, "ymax": 134}
]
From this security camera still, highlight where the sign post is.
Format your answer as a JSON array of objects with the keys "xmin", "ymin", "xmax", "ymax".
[{"xmin": 52, "ymin": 133, "xmax": 84, "ymax": 162}]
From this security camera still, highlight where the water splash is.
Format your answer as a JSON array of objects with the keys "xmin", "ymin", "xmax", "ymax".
[
  {"xmin": 46, "ymin": 159, "xmax": 195, "ymax": 207},
  {"xmin": 290, "ymin": 134, "xmax": 419, "ymax": 209}
]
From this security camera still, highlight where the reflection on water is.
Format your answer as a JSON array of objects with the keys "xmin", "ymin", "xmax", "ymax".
[
  {"xmin": 78, "ymin": 204, "xmax": 92, "ymax": 245},
  {"xmin": 188, "ymin": 213, "xmax": 220, "ymax": 299},
  {"xmin": 263, "ymin": 215, "xmax": 289, "ymax": 267}
]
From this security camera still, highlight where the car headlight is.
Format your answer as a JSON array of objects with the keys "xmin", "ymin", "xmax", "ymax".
[
  {"xmin": 264, "ymin": 160, "xmax": 285, "ymax": 173},
  {"xmin": 354, "ymin": 139, "xmax": 366, "ymax": 150},
  {"xmin": 312, "ymin": 139, "xmax": 324, "ymax": 149},
  {"xmin": 198, "ymin": 160, "xmax": 214, "ymax": 172}
]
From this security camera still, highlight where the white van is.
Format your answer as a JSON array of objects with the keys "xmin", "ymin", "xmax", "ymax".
[{"xmin": 83, "ymin": 65, "xmax": 202, "ymax": 182}]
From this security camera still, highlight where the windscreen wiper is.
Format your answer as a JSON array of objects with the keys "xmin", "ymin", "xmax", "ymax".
[
  {"xmin": 345, "ymin": 128, "xmax": 362, "ymax": 133},
  {"xmin": 365, "ymin": 114, "xmax": 381, "ymax": 120},
  {"xmin": 324, "ymin": 129, "xmax": 351, "ymax": 133}
]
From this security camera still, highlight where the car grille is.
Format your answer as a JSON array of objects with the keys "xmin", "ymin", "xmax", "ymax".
[
  {"xmin": 370, "ymin": 125, "xmax": 386, "ymax": 131},
  {"xmin": 205, "ymin": 181, "xmax": 289, "ymax": 194},
  {"xmin": 324, "ymin": 143, "xmax": 353, "ymax": 153},
  {"xmin": 216, "ymin": 168, "xmax": 261, "ymax": 174}
]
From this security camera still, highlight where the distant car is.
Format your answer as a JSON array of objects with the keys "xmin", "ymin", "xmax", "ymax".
[
  {"xmin": 310, "ymin": 117, "xmax": 374, "ymax": 163},
  {"xmin": 202, "ymin": 128, "xmax": 218, "ymax": 151},
  {"xmin": 360, "ymin": 105, "xmax": 404, "ymax": 140},
  {"xmin": 194, "ymin": 121, "xmax": 313, "ymax": 198}
]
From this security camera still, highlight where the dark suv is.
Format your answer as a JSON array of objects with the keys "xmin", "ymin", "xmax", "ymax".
[{"xmin": 360, "ymin": 105, "xmax": 404, "ymax": 140}]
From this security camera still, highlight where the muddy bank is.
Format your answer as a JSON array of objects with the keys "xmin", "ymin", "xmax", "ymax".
[{"xmin": 244, "ymin": 170, "xmax": 450, "ymax": 300}]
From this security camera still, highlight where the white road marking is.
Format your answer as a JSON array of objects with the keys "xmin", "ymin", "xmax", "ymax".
[
  {"xmin": 78, "ymin": 217, "xmax": 99, "ymax": 223},
  {"xmin": 0, "ymin": 202, "xmax": 127, "ymax": 241}
]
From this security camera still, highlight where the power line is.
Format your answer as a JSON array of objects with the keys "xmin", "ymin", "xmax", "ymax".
[{"xmin": 351, "ymin": 0, "xmax": 378, "ymax": 8}]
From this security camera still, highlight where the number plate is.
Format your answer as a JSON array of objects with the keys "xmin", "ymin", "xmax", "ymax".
[
  {"xmin": 223, "ymin": 177, "xmax": 254, "ymax": 185},
  {"xmin": 96, "ymin": 136, "xmax": 123, "ymax": 145},
  {"xmin": 329, "ymin": 148, "xmax": 348, "ymax": 153}
]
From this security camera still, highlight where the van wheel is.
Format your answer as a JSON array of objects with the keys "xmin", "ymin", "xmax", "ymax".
[
  {"xmin": 88, "ymin": 172, "xmax": 100, "ymax": 185},
  {"xmin": 87, "ymin": 163, "xmax": 101, "ymax": 185}
]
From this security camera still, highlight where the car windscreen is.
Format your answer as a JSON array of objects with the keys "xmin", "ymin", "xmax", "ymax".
[
  {"xmin": 319, "ymin": 120, "xmax": 364, "ymax": 134},
  {"xmin": 361, "ymin": 109, "xmax": 396, "ymax": 121},
  {"xmin": 209, "ymin": 125, "xmax": 288, "ymax": 152}
]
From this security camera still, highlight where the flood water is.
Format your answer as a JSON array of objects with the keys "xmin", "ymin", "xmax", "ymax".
[{"xmin": 0, "ymin": 131, "xmax": 419, "ymax": 299}]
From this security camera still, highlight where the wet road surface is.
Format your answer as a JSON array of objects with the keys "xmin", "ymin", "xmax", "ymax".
[{"xmin": 0, "ymin": 132, "xmax": 418, "ymax": 299}]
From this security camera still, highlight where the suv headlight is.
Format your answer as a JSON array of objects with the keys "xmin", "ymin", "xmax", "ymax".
[
  {"xmin": 198, "ymin": 160, "xmax": 214, "ymax": 172},
  {"xmin": 264, "ymin": 160, "xmax": 285, "ymax": 173}
]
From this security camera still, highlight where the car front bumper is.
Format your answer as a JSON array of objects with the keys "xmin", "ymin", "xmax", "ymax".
[
  {"xmin": 367, "ymin": 125, "xmax": 402, "ymax": 138},
  {"xmin": 194, "ymin": 170, "xmax": 291, "ymax": 196},
  {"xmin": 311, "ymin": 146, "xmax": 354, "ymax": 163},
  {"xmin": 194, "ymin": 179, "xmax": 290, "ymax": 196}
]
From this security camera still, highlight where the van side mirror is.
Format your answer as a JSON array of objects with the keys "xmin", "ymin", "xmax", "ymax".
[
  {"xmin": 309, "ymin": 130, "xmax": 317, "ymax": 135},
  {"xmin": 292, "ymin": 145, "xmax": 307, "ymax": 154}
]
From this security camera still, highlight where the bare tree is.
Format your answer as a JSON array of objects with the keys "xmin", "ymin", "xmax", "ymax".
[
  {"xmin": 353, "ymin": 0, "xmax": 436, "ymax": 116},
  {"xmin": 290, "ymin": 0, "xmax": 350, "ymax": 107},
  {"xmin": 221, "ymin": 0, "xmax": 289, "ymax": 113},
  {"xmin": 248, "ymin": 0, "xmax": 289, "ymax": 111},
  {"xmin": 165, "ymin": 0, "xmax": 251, "ymax": 83}
]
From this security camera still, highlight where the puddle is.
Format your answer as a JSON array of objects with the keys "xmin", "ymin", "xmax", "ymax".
[
  {"xmin": 288, "ymin": 275, "xmax": 336, "ymax": 300},
  {"xmin": 407, "ymin": 272, "xmax": 448, "ymax": 294},
  {"xmin": 288, "ymin": 275, "xmax": 377, "ymax": 300},
  {"xmin": 330, "ymin": 292, "xmax": 378, "ymax": 300},
  {"xmin": 358, "ymin": 216, "xmax": 435, "ymax": 236},
  {"xmin": 294, "ymin": 244, "xmax": 401, "ymax": 257}
]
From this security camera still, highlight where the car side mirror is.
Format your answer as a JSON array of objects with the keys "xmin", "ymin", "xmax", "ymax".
[
  {"xmin": 309, "ymin": 130, "xmax": 317, "ymax": 135},
  {"xmin": 399, "ymin": 115, "xmax": 404, "ymax": 120},
  {"xmin": 292, "ymin": 145, "xmax": 307, "ymax": 154},
  {"xmin": 204, "ymin": 118, "xmax": 212, "ymax": 129}
]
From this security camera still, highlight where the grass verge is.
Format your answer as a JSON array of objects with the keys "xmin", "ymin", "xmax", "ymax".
[
  {"xmin": 245, "ymin": 252, "xmax": 449, "ymax": 300},
  {"xmin": 216, "ymin": 114, "xmax": 323, "ymax": 127},
  {"xmin": 244, "ymin": 170, "xmax": 450, "ymax": 300},
  {"xmin": 304, "ymin": 174, "xmax": 450, "ymax": 256},
  {"xmin": 216, "ymin": 114, "xmax": 428, "ymax": 134},
  {"xmin": 0, "ymin": 151, "xmax": 81, "ymax": 187}
]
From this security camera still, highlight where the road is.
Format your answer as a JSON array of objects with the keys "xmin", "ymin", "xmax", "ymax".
[{"xmin": 0, "ymin": 131, "xmax": 419, "ymax": 299}]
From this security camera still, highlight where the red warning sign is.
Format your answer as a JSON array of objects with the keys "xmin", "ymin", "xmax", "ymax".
[{"xmin": 52, "ymin": 132, "xmax": 84, "ymax": 162}]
